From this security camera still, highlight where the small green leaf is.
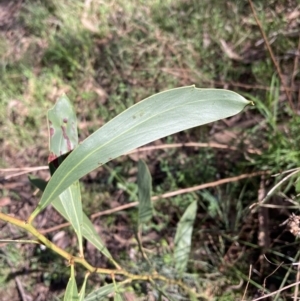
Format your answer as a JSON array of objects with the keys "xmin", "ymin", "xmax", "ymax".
[
  {"xmin": 64, "ymin": 265, "xmax": 79, "ymax": 301},
  {"xmin": 138, "ymin": 160, "xmax": 153, "ymax": 225},
  {"xmin": 31, "ymin": 86, "xmax": 250, "ymax": 220},
  {"xmin": 84, "ymin": 283, "xmax": 120, "ymax": 301},
  {"xmin": 47, "ymin": 94, "xmax": 78, "ymax": 157},
  {"xmin": 28, "ymin": 175, "xmax": 47, "ymax": 191},
  {"xmin": 174, "ymin": 201, "xmax": 197, "ymax": 275},
  {"xmin": 200, "ymin": 190, "xmax": 221, "ymax": 218}
]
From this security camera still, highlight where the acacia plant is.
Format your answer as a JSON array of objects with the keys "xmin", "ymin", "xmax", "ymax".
[{"xmin": 0, "ymin": 86, "xmax": 251, "ymax": 300}]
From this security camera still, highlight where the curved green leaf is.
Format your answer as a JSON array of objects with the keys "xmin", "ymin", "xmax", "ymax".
[
  {"xmin": 64, "ymin": 265, "xmax": 79, "ymax": 301},
  {"xmin": 59, "ymin": 182, "xmax": 83, "ymax": 255},
  {"xmin": 138, "ymin": 160, "xmax": 153, "ymax": 225},
  {"xmin": 47, "ymin": 94, "xmax": 78, "ymax": 157},
  {"xmin": 28, "ymin": 175, "xmax": 47, "ymax": 191},
  {"xmin": 84, "ymin": 283, "xmax": 120, "ymax": 301},
  {"xmin": 52, "ymin": 194, "xmax": 113, "ymax": 260},
  {"xmin": 28, "ymin": 177, "xmax": 112, "ymax": 260},
  {"xmin": 114, "ymin": 293, "xmax": 124, "ymax": 301},
  {"xmin": 31, "ymin": 86, "xmax": 250, "ymax": 219},
  {"xmin": 47, "ymin": 95, "xmax": 84, "ymax": 255},
  {"xmin": 174, "ymin": 201, "xmax": 197, "ymax": 275},
  {"xmin": 78, "ymin": 272, "xmax": 89, "ymax": 301},
  {"xmin": 80, "ymin": 214, "xmax": 112, "ymax": 259}
]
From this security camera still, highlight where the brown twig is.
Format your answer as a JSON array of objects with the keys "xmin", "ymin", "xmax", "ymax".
[
  {"xmin": 258, "ymin": 175, "xmax": 269, "ymax": 275},
  {"xmin": 137, "ymin": 67, "xmax": 300, "ymax": 92},
  {"xmin": 127, "ymin": 142, "xmax": 261, "ymax": 155},
  {"xmin": 0, "ymin": 142, "xmax": 261, "ymax": 179},
  {"xmin": 292, "ymin": 36, "xmax": 300, "ymax": 90},
  {"xmin": 248, "ymin": 0, "xmax": 295, "ymax": 112},
  {"xmin": 204, "ymin": 79, "xmax": 298, "ymax": 92},
  {"xmin": 3, "ymin": 169, "xmax": 49, "ymax": 180},
  {"xmin": 0, "ymin": 142, "xmax": 261, "ymax": 186},
  {"xmin": 40, "ymin": 170, "xmax": 268, "ymax": 234},
  {"xmin": 151, "ymin": 171, "xmax": 268, "ymax": 201},
  {"xmin": 262, "ymin": 262, "xmax": 283, "ymax": 295},
  {"xmin": 294, "ymin": 264, "xmax": 300, "ymax": 301},
  {"xmin": 242, "ymin": 264, "xmax": 252, "ymax": 300},
  {"xmin": 251, "ymin": 280, "xmax": 300, "ymax": 301},
  {"xmin": 293, "ymin": 36, "xmax": 300, "ymax": 110},
  {"xmin": 0, "ymin": 166, "xmax": 48, "ymax": 173}
]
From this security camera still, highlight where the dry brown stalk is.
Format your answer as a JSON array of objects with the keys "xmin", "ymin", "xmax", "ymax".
[
  {"xmin": 40, "ymin": 170, "xmax": 268, "ymax": 234},
  {"xmin": 248, "ymin": 0, "xmax": 296, "ymax": 112}
]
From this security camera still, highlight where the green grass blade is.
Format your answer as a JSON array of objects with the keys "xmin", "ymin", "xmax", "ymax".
[
  {"xmin": 174, "ymin": 201, "xmax": 197, "ymax": 275},
  {"xmin": 64, "ymin": 265, "xmax": 79, "ymax": 301},
  {"xmin": 295, "ymin": 177, "xmax": 300, "ymax": 194},
  {"xmin": 138, "ymin": 160, "xmax": 153, "ymax": 225},
  {"xmin": 31, "ymin": 86, "xmax": 250, "ymax": 220}
]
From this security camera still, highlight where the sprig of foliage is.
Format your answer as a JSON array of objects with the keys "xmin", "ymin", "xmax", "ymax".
[{"xmin": 0, "ymin": 87, "xmax": 251, "ymax": 299}]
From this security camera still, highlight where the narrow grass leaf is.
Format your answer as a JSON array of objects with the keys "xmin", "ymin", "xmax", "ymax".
[
  {"xmin": 138, "ymin": 160, "xmax": 153, "ymax": 225},
  {"xmin": 64, "ymin": 265, "xmax": 79, "ymax": 301},
  {"xmin": 174, "ymin": 201, "xmax": 197, "ymax": 275},
  {"xmin": 31, "ymin": 86, "xmax": 251, "ymax": 219},
  {"xmin": 84, "ymin": 283, "xmax": 119, "ymax": 301},
  {"xmin": 295, "ymin": 177, "xmax": 300, "ymax": 194}
]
